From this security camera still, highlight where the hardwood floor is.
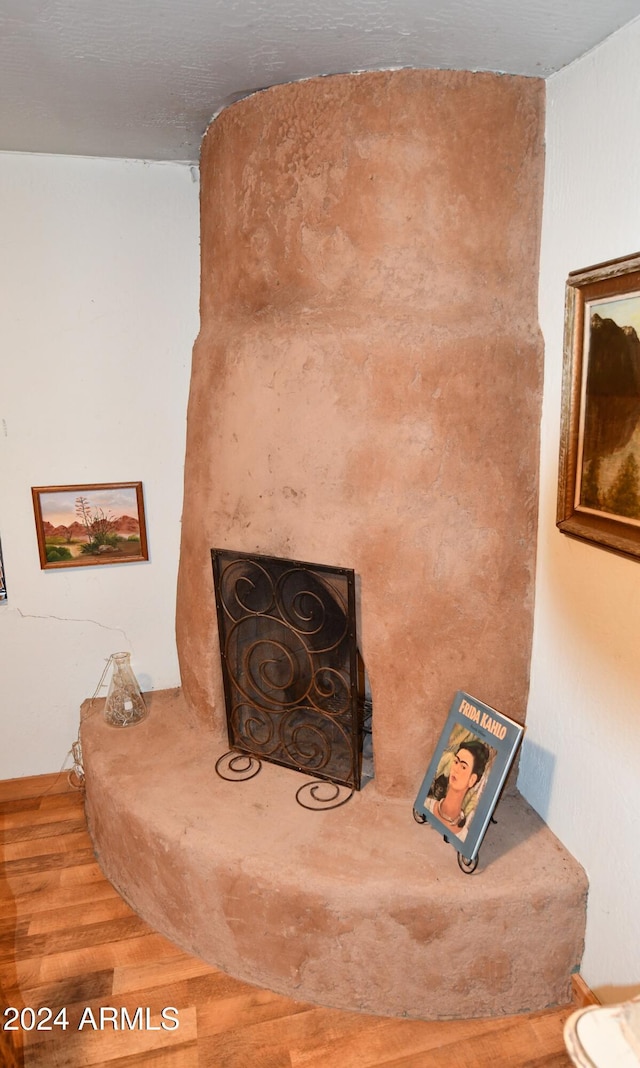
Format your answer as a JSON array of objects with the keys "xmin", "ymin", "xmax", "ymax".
[{"xmin": 0, "ymin": 774, "xmax": 579, "ymax": 1067}]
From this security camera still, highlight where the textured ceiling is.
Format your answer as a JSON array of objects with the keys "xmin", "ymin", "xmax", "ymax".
[{"xmin": 1, "ymin": 0, "xmax": 640, "ymax": 163}]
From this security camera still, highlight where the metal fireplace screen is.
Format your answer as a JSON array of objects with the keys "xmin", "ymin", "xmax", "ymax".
[{"xmin": 211, "ymin": 549, "xmax": 364, "ymax": 789}]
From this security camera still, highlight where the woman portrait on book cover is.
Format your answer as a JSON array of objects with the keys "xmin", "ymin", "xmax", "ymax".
[{"xmin": 425, "ymin": 727, "xmax": 496, "ymax": 841}]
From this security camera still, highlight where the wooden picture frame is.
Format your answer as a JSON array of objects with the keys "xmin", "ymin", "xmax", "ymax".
[
  {"xmin": 32, "ymin": 482, "xmax": 149, "ymax": 569},
  {"xmin": 557, "ymin": 251, "xmax": 640, "ymax": 560},
  {"xmin": 0, "ymin": 537, "xmax": 6, "ymax": 601}
]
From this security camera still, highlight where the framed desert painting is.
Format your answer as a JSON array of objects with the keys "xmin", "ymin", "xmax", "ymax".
[
  {"xmin": 557, "ymin": 251, "xmax": 640, "ymax": 560},
  {"xmin": 32, "ymin": 482, "xmax": 149, "ymax": 569}
]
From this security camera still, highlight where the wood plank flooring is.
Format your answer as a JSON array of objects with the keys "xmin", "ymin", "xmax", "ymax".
[{"xmin": 1, "ymin": 773, "xmax": 579, "ymax": 1067}]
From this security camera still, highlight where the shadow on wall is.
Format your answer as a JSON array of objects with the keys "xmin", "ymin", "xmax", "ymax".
[
  {"xmin": 544, "ymin": 427, "xmax": 640, "ymax": 709},
  {"xmin": 517, "ymin": 737, "xmax": 557, "ymax": 823},
  {"xmin": 595, "ymin": 982, "xmax": 640, "ymax": 1005}
]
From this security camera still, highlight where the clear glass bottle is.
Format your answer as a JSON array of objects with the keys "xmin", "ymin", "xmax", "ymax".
[{"xmin": 103, "ymin": 652, "xmax": 147, "ymax": 727}]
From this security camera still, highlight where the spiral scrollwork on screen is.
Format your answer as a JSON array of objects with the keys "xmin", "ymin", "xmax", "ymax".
[
  {"xmin": 281, "ymin": 708, "xmax": 354, "ymax": 780},
  {"xmin": 217, "ymin": 559, "xmax": 276, "ymax": 621},
  {"xmin": 311, "ymin": 666, "xmax": 350, "ymax": 715},
  {"xmin": 230, "ymin": 703, "xmax": 280, "ymax": 756},
  {"xmin": 225, "ymin": 617, "xmax": 312, "ymax": 709},
  {"xmin": 276, "ymin": 568, "xmax": 349, "ymax": 652}
]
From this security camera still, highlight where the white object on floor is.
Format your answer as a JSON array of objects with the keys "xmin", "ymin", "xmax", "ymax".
[{"xmin": 564, "ymin": 996, "xmax": 640, "ymax": 1067}]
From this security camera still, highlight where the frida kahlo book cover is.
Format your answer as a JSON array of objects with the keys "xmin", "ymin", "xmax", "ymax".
[{"xmin": 413, "ymin": 691, "xmax": 524, "ymax": 861}]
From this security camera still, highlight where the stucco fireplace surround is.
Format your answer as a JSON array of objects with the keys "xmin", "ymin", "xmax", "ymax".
[{"xmin": 82, "ymin": 69, "xmax": 588, "ymax": 1020}]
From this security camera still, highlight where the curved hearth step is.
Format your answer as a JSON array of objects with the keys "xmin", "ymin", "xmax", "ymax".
[{"xmin": 81, "ymin": 688, "xmax": 587, "ymax": 1021}]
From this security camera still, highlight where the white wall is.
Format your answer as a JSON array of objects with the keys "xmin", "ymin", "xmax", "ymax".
[
  {"xmin": 519, "ymin": 18, "xmax": 640, "ymax": 997},
  {"xmin": 0, "ymin": 152, "xmax": 200, "ymax": 779}
]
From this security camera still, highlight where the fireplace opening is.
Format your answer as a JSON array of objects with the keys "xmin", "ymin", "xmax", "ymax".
[{"xmin": 211, "ymin": 549, "xmax": 367, "ymax": 789}]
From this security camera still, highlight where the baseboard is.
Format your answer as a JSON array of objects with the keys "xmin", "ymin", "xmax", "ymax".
[
  {"xmin": 0, "ymin": 770, "xmax": 76, "ymax": 803},
  {"xmin": 572, "ymin": 973, "xmax": 601, "ymax": 1007}
]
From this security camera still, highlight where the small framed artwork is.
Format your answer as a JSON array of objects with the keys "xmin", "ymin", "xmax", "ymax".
[
  {"xmin": 413, "ymin": 691, "xmax": 524, "ymax": 864},
  {"xmin": 32, "ymin": 482, "xmax": 149, "ymax": 569},
  {"xmin": 557, "ymin": 251, "xmax": 640, "ymax": 560}
]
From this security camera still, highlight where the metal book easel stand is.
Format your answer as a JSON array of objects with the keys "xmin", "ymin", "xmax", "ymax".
[{"xmin": 412, "ymin": 809, "xmax": 498, "ymax": 874}]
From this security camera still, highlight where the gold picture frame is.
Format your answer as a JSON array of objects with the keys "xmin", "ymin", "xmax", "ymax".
[
  {"xmin": 32, "ymin": 482, "xmax": 149, "ymax": 569},
  {"xmin": 557, "ymin": 251, "xmax": 640, "ymax": 560}
]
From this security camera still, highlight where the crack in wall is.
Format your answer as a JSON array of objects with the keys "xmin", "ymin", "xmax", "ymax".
[{"xmin": 15, "ymin": 608, "xmax": 131, "ymax": 645}]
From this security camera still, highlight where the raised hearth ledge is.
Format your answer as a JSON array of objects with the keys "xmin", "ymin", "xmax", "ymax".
[{"xmin": 81, "ymin": 689, "xmax": 587, "ymax": 1020}]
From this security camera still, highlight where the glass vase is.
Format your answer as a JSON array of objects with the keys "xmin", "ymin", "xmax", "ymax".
[{"xmin": 103, "ymin": 652, "xmax": 147, "ymax": 727}]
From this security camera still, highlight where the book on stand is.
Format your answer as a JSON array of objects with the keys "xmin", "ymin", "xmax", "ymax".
[{"xmin": 413, "ymin": 691, "xmax": 525, "ymax": 861}]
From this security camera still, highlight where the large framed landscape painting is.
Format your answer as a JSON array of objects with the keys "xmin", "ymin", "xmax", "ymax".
[
  {"xmin": 32, "ymin": 482, "xmax": 149, "ymax": 569},
  {"xmin": 557, "ymin": 252, "xmax": 640, "ymax": 561}
]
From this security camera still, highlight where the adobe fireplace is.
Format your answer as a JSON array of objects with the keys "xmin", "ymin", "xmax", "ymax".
[
  {"xmin": 81, "ymin": 68, "xmax": 588, "ymax": 1022},
  {"xmin": 175, "ymin": 68, "xmax": 548, "ymax": 797}
]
